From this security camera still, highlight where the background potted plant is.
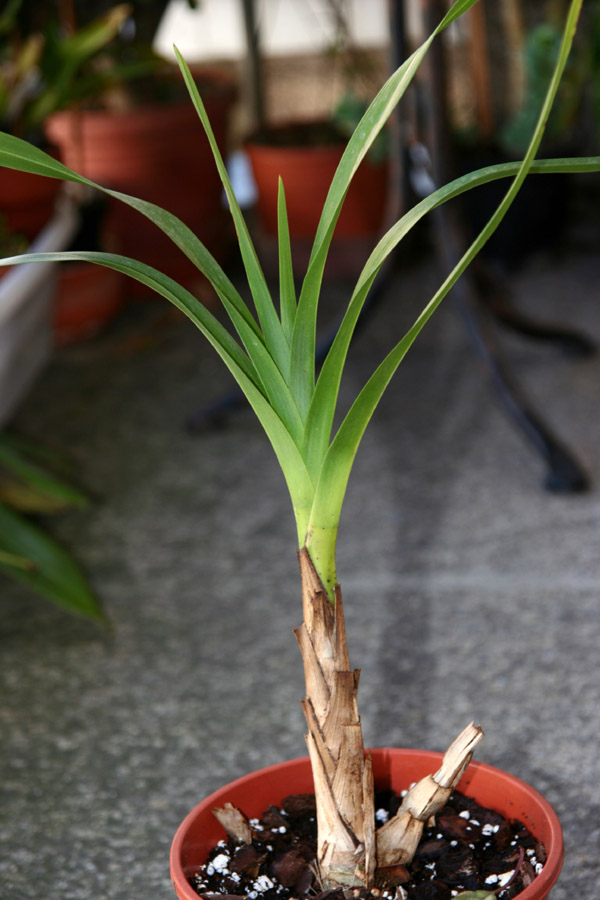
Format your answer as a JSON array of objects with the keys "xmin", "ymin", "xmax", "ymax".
[
  {"xmin": 0, "ymin": 1, "xmax": 136, "ymax": 340},
  {"xmin": 39, "ymin": 1, "xmax": 238, "ymax": 301},
  {"xmin": 0, "ymin": 0, "xmax": 596, "ymax": 897},
  {"xmin": 0, "ymin": 0, "xmax": 133, "ymax": 230},
  {"xmin": 2, "ymin": 0, "xmax": 237, "ymax": 334}
]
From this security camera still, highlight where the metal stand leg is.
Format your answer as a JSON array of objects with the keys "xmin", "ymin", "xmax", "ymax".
[
  {"xmin": 418, "ymin": 0, "xmax": 591, "ymax": 493},
  {"xmin": 473, "ymin": 260, "xmax": 596, "ymax": 358},
  {"xmin": 432, "ymin": 205, "xmax": 590, "ymax": 493},
  {"xmin": 452, "ymin": 271, "xmax": 590, "ymax": 492}
]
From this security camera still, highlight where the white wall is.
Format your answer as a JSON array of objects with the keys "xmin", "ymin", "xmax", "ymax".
[{"xmin": 154, "ymin": 0, "xmax": 390, "ymax": 63}]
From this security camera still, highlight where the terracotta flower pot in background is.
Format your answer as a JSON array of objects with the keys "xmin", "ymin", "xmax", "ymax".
[
  {"xmin": 54, "ymin": 262, "xmax": 124, "ymax": 345},
  {"xmin": 45, "ymin": 72, "xmax": 237, "ymax": 301},
  {"xmin": 170, "ymin": 749, "xmax": 563, "ymax": 900},
  {"xmin": 0, "ymin": 167, "xmax": 61, "ymax": 241},
  {"xmin": 246, "ymin": 122, "xmax": 389, "ymax": 279}
]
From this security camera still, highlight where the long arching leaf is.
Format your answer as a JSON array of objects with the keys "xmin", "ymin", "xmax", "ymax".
[
  {"xmin": 301, "ymin": 155, "xmax": 600, "ymax": 478},
  {"xmin": 304, "ymin": 0, "xmax": 587, "ymax": 584},
  {"xmin": 173, "ymin": 48, "xmax": 290, "ymax": 377},
  {"xmin": 0, "ymin": 134, "xmax": 305, "ymax": 441},
  {"xmin": 0, "ymin": 249, "xmax": 315, "ymax": 539},
  {"xmin": 289, "ymin": 0, "xmax": 482, "ymax": 418}
]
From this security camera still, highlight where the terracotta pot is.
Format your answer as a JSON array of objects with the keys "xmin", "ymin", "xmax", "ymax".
[
  {"xmin": 45, "ymin": 74, "xmax": 236, "ymax": 294},
  {"xmin": 246, "ymin": 124, "xmax": 388, "ymax": 278},
  {"xmin": 54, "ymin": 262, "xmax": 124, "ymax": 345},
  {"xmin": 0, "ymin": 167, "xmax": 61, "ymax": 241},
  {"xmin": 247, "ymin": 138, "xmax": 387, "ymax": 239},
  {"xmin": 170, "ymin": 749, "xmax": 563, "ymax": 900}
]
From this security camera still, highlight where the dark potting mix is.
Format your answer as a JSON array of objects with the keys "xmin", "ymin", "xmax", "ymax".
[{"xmin": 190, "ymin": 788, "xmax": 546, "ymax": 900}]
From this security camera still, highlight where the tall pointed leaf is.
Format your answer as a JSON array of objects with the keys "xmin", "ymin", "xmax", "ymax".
[
  {"xmin": 301, "ymin": 155, "xmax": 600, "ymax": 477},
  {"xmin": 277, "ymin": 179, "xmax": 297, "ymax": 348},
  {"xmin": 0, "ymin": 133, "xmax": 308, "ymax": 442},
  {"xmin": 305, "ymin": 0, "xmax": 587, "ymax": 573},
  {"xmin": 0, "ymin": 249, "xmax": 315, "ymax": 540},
  {"xmin": 173, "ymin": 48, "xmax": 290, "ymax": 377},
  {"xmin": 289, "ymin": 0, "xmax": 482, "ymax": 417}
]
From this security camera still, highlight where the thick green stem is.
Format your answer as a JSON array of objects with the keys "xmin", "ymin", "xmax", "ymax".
[{"xmin": 303, "ymin": 523, "xmax": 339, "ymax": 602}]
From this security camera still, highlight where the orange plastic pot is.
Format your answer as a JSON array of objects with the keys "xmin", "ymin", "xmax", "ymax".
[{"xmin": 170, "ymin": 749, "xmax": 563, "ymax": 900}]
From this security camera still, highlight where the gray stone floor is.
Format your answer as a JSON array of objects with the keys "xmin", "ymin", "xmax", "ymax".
[{"xmin": 1, "ymin": 229, "xmax": 599, "ymax": 899}]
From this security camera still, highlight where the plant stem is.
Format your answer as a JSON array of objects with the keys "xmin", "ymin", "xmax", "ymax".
[
  {"xmin": 303, "ymin": 523, "xmax": 339, "ymax": 603},
  {"xmin": 295, "ymin": 548, "xmax": 374, "ymax": 888}
]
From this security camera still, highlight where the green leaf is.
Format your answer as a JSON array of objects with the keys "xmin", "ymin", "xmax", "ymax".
[
  {"xmin": 0, "ymin": 130, "xmax": 306, "ymax": 446},
  {"xmin": 0, "ymin": 248, "xmax": 315, "ymax": 542},
  {"xmin": 0, "ymin": 434, "xmax": 89, "ymax": 513},
  {"xmin": 173, "ymin": 48, "xmax": 290, "ymax": 377},
  {"xmin": 26, "ymin": 5, "xmax": 133, "ymax": 128},
  {"xmin": 0, "ymin": 132, "xmax": 258, "ymax": 341},
  {"xmin": 305, "ymin": 0, "xmax": 588, "ymax": 579},
  {"xmin": 289, "ymin": 0, "xmax": 481, "ymax": 418},
  {"xmin": 0, "ymin": 549, "xmax": 32, "ymax": 570},
  {"xmin": 302, "ymin": 155, "xmax": 600, "ymax": 480},
  {"xmin": 277, "ymin": 179, "xmax": 297, "ymax": 347},
  {"xmin": 0, "ymin": 501, "xmax": 102, "ymax": 621}
]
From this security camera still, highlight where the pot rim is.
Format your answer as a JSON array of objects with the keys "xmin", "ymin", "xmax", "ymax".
[{"xmin": 170, "ymin": 748, "xmax": 563, "ymax": 900}]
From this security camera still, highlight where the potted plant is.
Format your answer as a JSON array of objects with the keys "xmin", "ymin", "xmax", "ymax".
[
  {"xmin": 44, "ymin": 59, "xmax": 237, "ymax": 296},
  {"xmin": 0, "ymin": 1, "xmax": 132, "ymax": 235},
  {"xmin": 0, "ymin": 0, "xmax": 596, "ymax": 897},
  {"xmin": 0, "ymin": 2, "xmax": 138, "ymax": 339},
  {"xmin": 35, "ymin": 0, "xmax": 238, "ymax": 297}
]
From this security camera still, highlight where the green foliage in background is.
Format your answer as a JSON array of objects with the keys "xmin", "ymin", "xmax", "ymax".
[{"xmin": 0, "ymin": 433, "xmax": 103, "ymax": 621}]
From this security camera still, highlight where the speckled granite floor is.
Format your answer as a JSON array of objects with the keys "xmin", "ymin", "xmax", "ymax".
[{"xmin": 1, "ymin": 224, "xmax": 599, "ymax": 899}]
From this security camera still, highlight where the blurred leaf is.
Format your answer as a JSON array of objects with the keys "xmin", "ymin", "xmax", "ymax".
[
  {"xmin": 0, "ymin": 434, "xmax": 90, "ymax": 513},
  {"xmin": 0, "ymin": 0, "xmax": 22, "ymax": 35},
  {"xmin": 0, "ymin": 501, "xmax": 103, "ymax": 621},
  {"xmin": 0, "ymin": 548, "xmax": 32, "ymax": 570}
]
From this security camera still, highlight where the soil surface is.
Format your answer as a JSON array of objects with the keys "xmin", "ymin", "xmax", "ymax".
[{"xmin": 189, "ymin": 790, "xmax": 546, "ymax": 900}]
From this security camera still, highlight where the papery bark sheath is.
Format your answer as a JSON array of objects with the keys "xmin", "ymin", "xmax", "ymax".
[{"xmin": 295, "ymin": 548, "xmax": 484, "ymax": 889}]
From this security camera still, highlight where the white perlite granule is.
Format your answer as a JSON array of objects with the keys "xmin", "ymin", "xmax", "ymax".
[{"xmin": 207, "ymin": 852, "xmax": 230, "ymax": 875}]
